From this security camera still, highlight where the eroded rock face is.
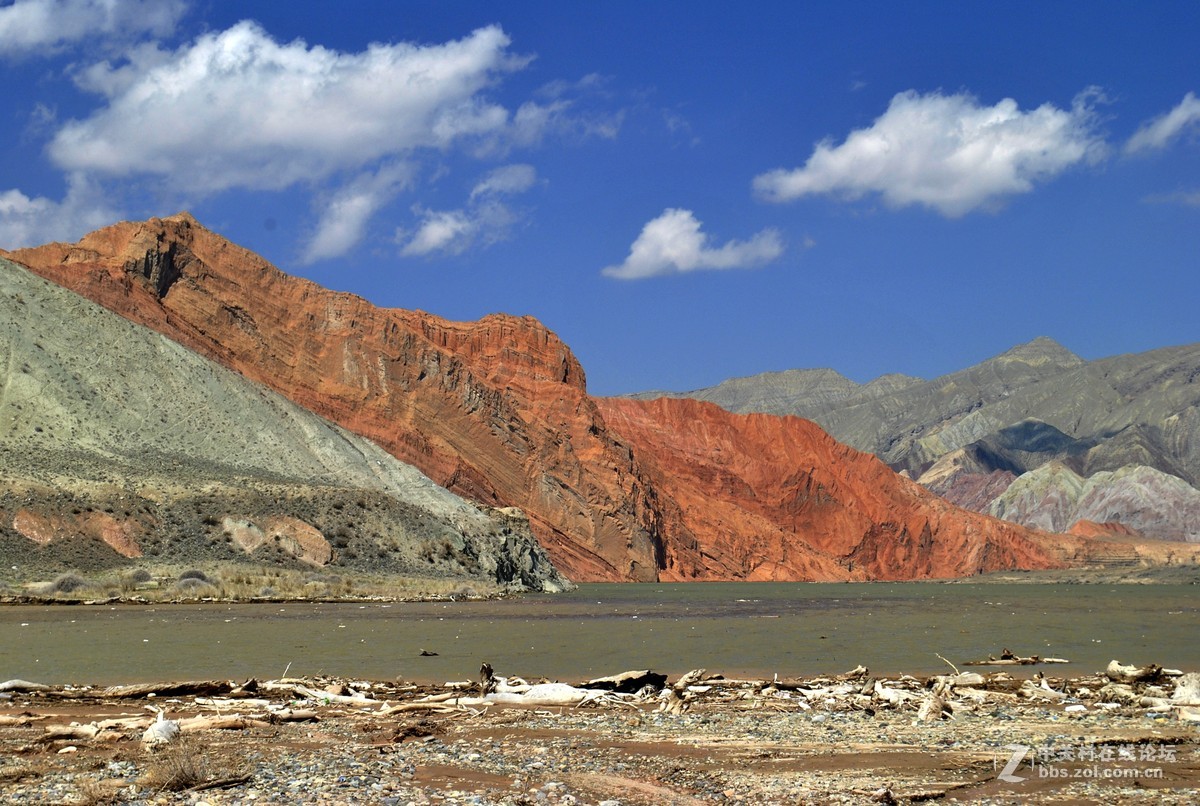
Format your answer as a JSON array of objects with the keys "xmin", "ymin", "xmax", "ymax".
[
  {"xmin": 596, "ymin": 398, "xmax": 1103, "ymax": 580},
  {"xmin": 13, "ymin": 509, "xmax": 143, "ymax": 558},
  {"xmin": 5, "ymin": 214, "xmax": 1128, "ymax": 581},
  {"xmin": 991, "ymin": 463, "xmax": 1200, "ymax": 542},
  {"xmin": 6, "ymin": 214, "xmax": 659, "ymax": 581},
  {"xmin": 0, "ymin": 252, "xmax": 566, "ymax": 590}
]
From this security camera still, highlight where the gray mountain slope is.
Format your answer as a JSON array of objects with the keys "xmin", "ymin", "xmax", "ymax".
[
  {"xmin": 0, "ymin": 257, "xmax": 565, "ymax": 589},
  {"xmin": 631, "ymin": 368, "xmax": 922, "ymax": 417},
  {"xmin": 639, "ymin": 336, "xmax": 1200, "ymax": 541}
]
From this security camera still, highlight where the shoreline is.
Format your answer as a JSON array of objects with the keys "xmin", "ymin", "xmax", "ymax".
[
  {"xmin": 4, "ymin": 563, "xmax": 1198, "ymax": 609},
  {"xmin": 2, "ymin": 664, "xmax": 1197, "ymax": 804}
]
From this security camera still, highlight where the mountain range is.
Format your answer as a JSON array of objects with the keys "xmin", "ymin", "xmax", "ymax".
[
  {"xmin": 3, "ymin": 214, "xmax": 1193, "ymax": 583},
  {"xmin": 635, "ymin": 337, "xmax": 1200, "ymax": 543},
  {"xmin": 0, "ymin": 252, "xmax": 564, "ymax": 591}
]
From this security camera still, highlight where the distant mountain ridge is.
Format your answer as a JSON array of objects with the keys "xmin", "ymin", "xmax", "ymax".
[
  {"xmin": 639, "ymin": 337, "xmax": 1200, "ymax": 542},
  {"xmin": 6, "ymin": 214, "xmax": 1172, "ymax": 580}
]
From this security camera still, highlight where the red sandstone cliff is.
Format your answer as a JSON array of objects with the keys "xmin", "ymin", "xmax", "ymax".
[
  {"xmin": 4, "ymin": 214, "xmax": 1117, "ymax": 581},
  {"xmin": 594, "ymin": 397, "xmax": 1109, "ymax": 580}
]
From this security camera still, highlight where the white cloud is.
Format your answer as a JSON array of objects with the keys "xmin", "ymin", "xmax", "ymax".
[
  {"xmin": 1126, "ymin": 92, "xmax": 1200, "ymax": 153},
  {"xmin": 0, "ymin": 174, "xmax": 118, "ymax": 248},
  {"xmin": 0, "ymin": 0, "xmax": 186, "ymax": 57},
  {"xmin": 601, "ymin": 208, "xmax": 784, "ymax": 280},
  {"xmin": 753, "ymin": 89, "xmax": 1106, "ymax": 217},
  {"xmin": 1144, "ymin": 189, "xmax": 1200, "ymax": 207},
  {"xmin": 48, "ymin": 22, "xmax": 524, "ymax": 193},
  {"xmin": 301, "ymin": 163, "xmax": 413, "ymax": 264},
  {"xmin": 469, "ymin": 163, "xmax": 536, "ymax": 200},
  {"xmin": 400, "ymin": 209, "xmax": 476, "ymax": 256},
  {"xmin": 399, "ymin": 164, "xmax": 535, "ymax": 257}
]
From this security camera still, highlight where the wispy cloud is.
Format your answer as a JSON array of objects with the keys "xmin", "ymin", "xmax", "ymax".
[
  {"xmin": 468, "ymin": 163, "xmax": 536, "ymax": 201},
  {"xmin": 1143, "ymin": 189, "xmax": 1200, "ymax": 207},
  {"xmin": 754, "ymin": 89, "xmax": 1106, "ymax": 217},
  {"xmin": 399, "ymin": 164, "xmax": 536, "ymax": 257},
  {"xmin": 601, "ymin": 208, "xmax": 783, "ymax": 280},
  {"xmin": 0, "ymin": 0, "xmax": 186, "ymax": 57},
  {"xmin": 302, "ymin": 164, "xmax": 413, "ymax": 264},
  {"xmin": 1125, "ymin": 92, "xmax": 1200, "ymax": 154}
]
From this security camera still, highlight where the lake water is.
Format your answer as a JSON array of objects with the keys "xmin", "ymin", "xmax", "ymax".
[{"xmin": 1, "ymin": 583, "xmax": 1196, "ymax": 686}]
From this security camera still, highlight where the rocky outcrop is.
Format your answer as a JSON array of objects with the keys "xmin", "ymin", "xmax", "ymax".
[
  {"xmin": 5, "ymin": 215, "xmax": 1152, "ymax": 581},
  {"xmin": 4, "ymin": 214, "xmax": 661, "ymax": 581},
  {"xmin": 991, "ymin": 463, "xmax": 1200, "ymax": 542},
  {"xmin": 0, "ymin": 254, "xmax": 566, "ymax": 590}
]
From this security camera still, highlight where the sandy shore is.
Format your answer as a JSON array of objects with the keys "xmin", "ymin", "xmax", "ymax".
[{"xmin": 1, "ymin": 665, "xmax": 1197, "ymax": 805}]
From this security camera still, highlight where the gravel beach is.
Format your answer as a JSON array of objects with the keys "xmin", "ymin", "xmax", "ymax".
[{"xmin": 1, "ymin": 664, "xmax": 1197, "ymax": 805}]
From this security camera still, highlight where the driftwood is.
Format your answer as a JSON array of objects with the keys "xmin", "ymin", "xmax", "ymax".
[
  {"xmin": 0, "ymin": 679, "xmax": 50, "ymax": 693},
  {"xmin": 963, "ymin": 649, "xmax": 1070, "ymax": 667},
  {"xmin": 260, "ymin": 681, "xmax": 382, "ymax": 708},
  {"xmin": 101, "ymin": 681, "xmax": 236, "ymax": 699},
  {"xmin": 584, "ymin": 670, "xmax": 667, "ymax": 694},
  {"xmin": 658, "ymin": 669, "xmax": 706, "ymax": 715},
  {"xmin": 1104, "ymin": 660, "xmax": 1176, "ymax": 684},
  {"xmin": 914, "ymin": 679, "xmax": 956, "ymax": 722}
]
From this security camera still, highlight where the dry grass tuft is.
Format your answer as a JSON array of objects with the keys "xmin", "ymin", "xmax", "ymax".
[{"xmin": 141, "ymin": 737, "xmax": 211, "ymax": 792}]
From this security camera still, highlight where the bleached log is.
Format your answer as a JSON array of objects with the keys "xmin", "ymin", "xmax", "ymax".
[
  {"xmin": 0, "ymin": 714, "xmax": 48, "ymax": 725},
  {"xmin": 0, "ymin": 679, "xmax": 50, "ymax": 692},
  {"xmin": 915, "ymin": 690, "xmax": 952, "ymax": 722},
  {"xmin": 585, "ymin": 670, "xmax": 667, "ymax": 693},
  {"xmin": 658, "ymin": 669, "xmax": 706, "ymax": 715},
  {"xmin": 486, "ymin": 682, "xmax": 610, "ymax": 706},
  {"xmin": 102, "ymin": 681, "xmax": 234, "ymax": 699},
  {"xmin": 873, "ymin": 680, "xmax": 917, "ymax": 708},
  {"xmin": 176, "ymin": 715, "xmax": 270, "ymax": 732},
  {"xmin": 261, "ymin": 682, "xmax": 381, "ymax": 708},
  {"xmin": 380, "ymin": 701, "xmax": 467, "ymax": 715},
  {"xmin": 1105, "ymin": 660, "xmax": 1164, "ymax": 684},
  {"xmin": 40, "ymin": 724, "xmax": 101, "ymax": 742},
  {"xmin": 1172, "ymin": 672, "xmax": 1200, "ymax": 703}
]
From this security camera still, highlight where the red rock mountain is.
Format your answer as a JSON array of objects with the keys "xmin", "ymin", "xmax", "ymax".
[{"xmin": 3, "ymin": 214, "xmax": 1134, "ymax": 581}]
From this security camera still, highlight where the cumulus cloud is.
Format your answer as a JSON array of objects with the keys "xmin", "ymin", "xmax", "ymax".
[
  {"xmin": 48, "ymin": 22, "xmax": 524, "ymax": 192},
  {"xmin": 0, "ymin": 174, "xmax": 118, "ymax": 248},
  {"xmin": 1126, "ymin": 92, "xmax": 1200, "ymax": 153},
  {"xmin": 753, "ymin": 89, "xmax": 1106, "ymax": 217},
  {"xmin": 399, "ymin": 164, "xmax": 535, "ymax": 256},
  {"xmin": 301, "ymin": 163, "xmax": 413, "ymax": 264},
  {"xmin": 0, "ymin": 0, "xmax": 186, "ymax": 57},
  {"xmin": 601, "ymin": 208, "xmax": 784, "ymax": 280}
]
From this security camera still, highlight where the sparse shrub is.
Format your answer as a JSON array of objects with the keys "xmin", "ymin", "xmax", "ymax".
[
  {"xmin": 40, "ymin": 572, "xmax": 93, "ymax": 595},
  {"xmin": 126, "ymin": 568, "xmax": 153, "ymax": 584},
  {"xmin": 178, "ymin": 569, "xmax": 210, "ymax": 583},
  {"xmin": 172, "ymin": 578, "xmax": 218, "ymax": 598}
]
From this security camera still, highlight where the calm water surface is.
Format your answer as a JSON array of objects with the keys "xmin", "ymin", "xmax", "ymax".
[{"xmin": 1, "ymin": 583, "xmax": 1196, "ymax": 685}]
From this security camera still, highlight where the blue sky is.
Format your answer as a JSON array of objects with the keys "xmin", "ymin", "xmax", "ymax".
[{"xmin": 1, "ymin": 1, "xmax": 1198, "ymax": 396}]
